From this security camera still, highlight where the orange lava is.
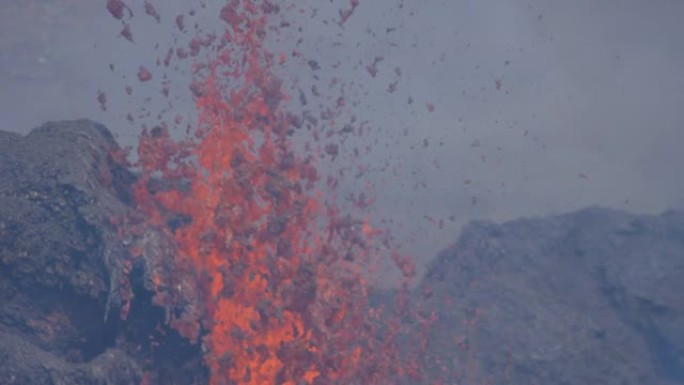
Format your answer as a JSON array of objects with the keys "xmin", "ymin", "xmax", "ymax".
[{"xmin": 127, "ymin": 2, "xmax": 404, "ymax": 384}]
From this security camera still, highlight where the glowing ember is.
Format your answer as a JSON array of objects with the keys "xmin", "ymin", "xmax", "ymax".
[
  {"xmin": 143, "ymin": 1, "xmax": 161, "ymax": 23},
  {"xmin": 121, "ymin": 24, "xmax": 134, "ymax": 42},
  {"xmin": 118, "ymin": 1, "xmax": 412, "ymax": 385},
  {"xmin": 106, "ymin": 0, "xmax": 132, "ymax": 20},
  {"xmin": 137, "ymin": 66, "xmax": 152, "ymax": 82}
]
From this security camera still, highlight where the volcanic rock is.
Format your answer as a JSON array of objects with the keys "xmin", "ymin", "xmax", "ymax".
[
  {"xmin": 0, "ymin": 120, "xmax": 204, "ymax": 385},
  {"xmin": 417, "ymin": 207, "xmax": 684, "ymax": 385}
]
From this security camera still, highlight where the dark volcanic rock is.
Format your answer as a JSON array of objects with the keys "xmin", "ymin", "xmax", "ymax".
[
  {"xmin": 417, "ymin": 207, "xmax": 684, "ymax": 385},
  {"xmin": 0, "ymin": 120, "xmax": 205, "ymax": 385},
  {"xmin": 0, "ymin": 120, "xmax": 134, "ymax": 304},
  {"xmin": 0, "ymin": 330, "xmax": 140, "ymax": 385},
  {"xmin": 0, "ymin": 120, "xmax": 143, "ymax": 384}
]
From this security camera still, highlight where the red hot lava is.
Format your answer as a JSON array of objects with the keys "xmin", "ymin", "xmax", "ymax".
[{"xmin": 118, "ymin": 1, "xmax": 414, "ymax": 385}]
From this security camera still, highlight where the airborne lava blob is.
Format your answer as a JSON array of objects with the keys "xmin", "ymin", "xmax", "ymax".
[{"xmin": 119, "ymin": 1, "xmax": 414, "ymax": 385}]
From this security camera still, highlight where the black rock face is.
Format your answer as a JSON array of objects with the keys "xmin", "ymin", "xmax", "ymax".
[
  {"xmin": 0, "ymin": 120, "xmax": 204, "ymax": 385},
  {"xmin": 0, "ymin": 120, "xmax": 141, "ymax": 384},
  {"xmin": 417, "ymin": 207, "xmax": 684, "ymax": 385}
]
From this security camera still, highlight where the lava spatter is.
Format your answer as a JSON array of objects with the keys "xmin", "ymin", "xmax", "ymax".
[{"xmin": 120, "ymin": 2, "xmax": 412, "ymax": 385}]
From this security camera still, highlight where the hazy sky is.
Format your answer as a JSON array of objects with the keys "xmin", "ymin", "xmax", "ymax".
[{"xmin": 2, "ymin": 0, "xmax": 683, "ymax": 275}]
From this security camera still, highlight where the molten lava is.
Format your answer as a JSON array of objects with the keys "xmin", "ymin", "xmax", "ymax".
[{"xmin": 125, "ymin": 2, "xmax": 408, "ymax": 384}]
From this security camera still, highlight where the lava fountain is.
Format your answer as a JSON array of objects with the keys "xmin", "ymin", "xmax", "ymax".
[{"xmin": 113, "ymin": 1, "xmax": 415, "ymax": 384}]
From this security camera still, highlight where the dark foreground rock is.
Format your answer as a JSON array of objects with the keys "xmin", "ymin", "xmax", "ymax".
[
  {"xmin": 0, "ymin": 120, "xmax": 204, "ymax": 385},
  {"xmin": 417, "ymin": 207, "xmax": 684, "ymax": 385},
  {"xmin": 0, "ymin": 330, "xmax": 140, "ymax": 385}
]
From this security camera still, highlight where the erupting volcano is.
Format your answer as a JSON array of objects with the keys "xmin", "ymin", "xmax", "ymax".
[{"xmin": 110, "ymin": 1, "xmax": 419, "ymax": 384}]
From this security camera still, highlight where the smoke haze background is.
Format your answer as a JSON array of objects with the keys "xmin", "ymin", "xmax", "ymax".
[{"xmin": 1, "ymin": 0, "xmax": 682, "ymax": 281}]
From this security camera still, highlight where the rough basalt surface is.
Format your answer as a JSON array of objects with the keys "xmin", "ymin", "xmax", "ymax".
[
  {"xmin": 0, "ymin": 120, "xmax": 204, "ymax": 385},
  {"xmin": 417, "ymin": 207, "xmax": 684, "ymax": 385}
]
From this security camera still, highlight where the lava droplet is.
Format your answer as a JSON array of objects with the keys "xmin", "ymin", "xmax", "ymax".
[
  {"xmin": 137, "ymin": 66, "xmax": 152, "ymax": 82},
  {"xmin": 106, "ymin": 0, "xmax": 132, "ymax": 20}
]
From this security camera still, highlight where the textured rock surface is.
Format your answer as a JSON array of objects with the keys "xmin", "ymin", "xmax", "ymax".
[
  {"xmin": 0, "ymin": 120, "xmax": 204, "ymax": 385},
  {"xmin": 417, "ymin": 207, "xmax": 684, "ymax": 384},
  {"xmin": 0, "ymin": 120, "xmax": 142, "ymax": 384},
  {"xmin": 0, "ymin": 330, "xmax": 141, "ymax": 385}
]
